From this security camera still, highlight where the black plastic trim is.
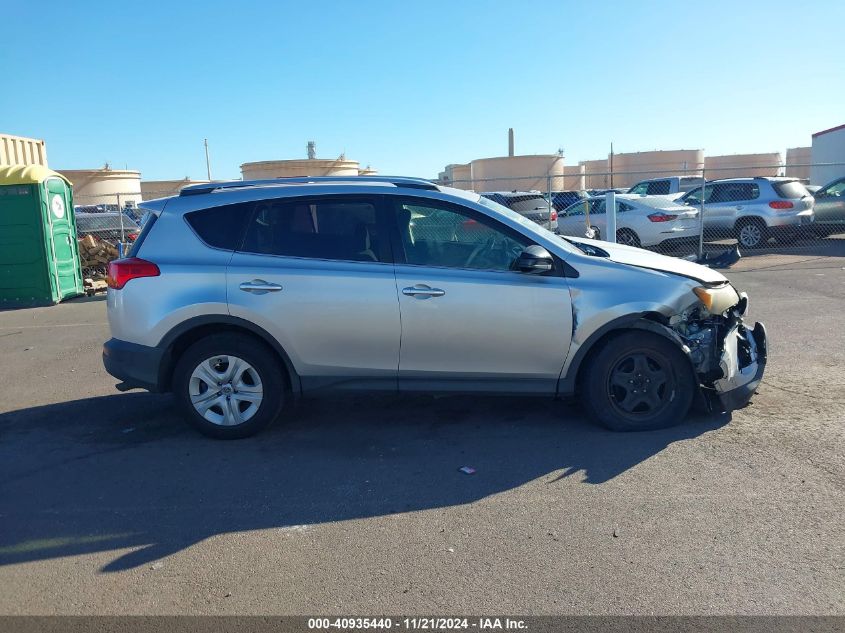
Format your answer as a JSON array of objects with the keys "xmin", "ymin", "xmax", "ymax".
[{"xmin": 155, "ymin": 315, "xmax": 302, "ymax": 395}]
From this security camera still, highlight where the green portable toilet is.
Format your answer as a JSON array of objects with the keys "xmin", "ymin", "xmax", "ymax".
[{"xmin": 0, "ymin": 165, "xmax": 84, "ymax": 307}]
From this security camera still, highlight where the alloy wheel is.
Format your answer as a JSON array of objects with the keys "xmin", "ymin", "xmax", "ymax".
[{"xmin": 738, "ymin": 223, "xmax": 763, "ymax": 248}]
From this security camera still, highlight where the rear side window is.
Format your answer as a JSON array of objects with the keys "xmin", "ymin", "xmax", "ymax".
[
  {"xmin": 646, "ymin": 180, "xmax": 671, "ymax": 195},
  {"xmin": 772, "ymin": 180, "xmax": 809, "ymax": 199},
  {"xmin": 240, "ymin": 198, "xmax": 386, "ymax": 262},
  {"xmin": 711, "ymin": 183, "xmax": 759, "ymax": 203},
  {"xmin": 185, "ymin": 203, "xmax": 254, "ymax": 250}
]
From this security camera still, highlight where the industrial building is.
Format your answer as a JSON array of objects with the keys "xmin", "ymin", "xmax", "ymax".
[
  {"xmin": 785, "ymin": 147, "xmax": 812, "ymax": 181},
  {"xmin": 0, "ymin": 133, "xmax": 48, "ymax": 167},
  {"xmin": 811, "ymin": 124, "xmax": 845, "ymax": 186}
]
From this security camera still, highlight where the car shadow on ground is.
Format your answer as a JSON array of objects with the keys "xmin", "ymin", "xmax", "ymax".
[{"xmin": 0, "ymin": 392, "xmax": 729, "ymax": 573}]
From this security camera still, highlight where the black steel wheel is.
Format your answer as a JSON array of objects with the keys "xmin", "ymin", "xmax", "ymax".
[{"xmin": 581, "ymin": 331, "xmax": 695, "ymax": 431}]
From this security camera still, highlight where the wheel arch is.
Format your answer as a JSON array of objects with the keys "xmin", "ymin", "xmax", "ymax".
[
  {"xmin": 156, "ymin": 315, "xmax": 301, "ymax": 395},
  {"xmin": 558, "ymin": 313, "xmax": 697, "ymax": 396}
]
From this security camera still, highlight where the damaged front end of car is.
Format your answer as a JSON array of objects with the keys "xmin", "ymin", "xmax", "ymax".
[{"xmin": 669, "ymin": 283, "xmax": 768, "ymax": 413}]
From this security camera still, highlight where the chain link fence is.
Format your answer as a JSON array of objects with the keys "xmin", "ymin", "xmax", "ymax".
[
  {"xmin": 439, "ymin": 161, "xmax": 845, "ymax": 263},
  {"xmin": 68, "ymin": 163, "xmax": 845, "ymax": 280},
  {"xmin": 72, "ymin": 190, "xmax": 169, "ymax": 281}
]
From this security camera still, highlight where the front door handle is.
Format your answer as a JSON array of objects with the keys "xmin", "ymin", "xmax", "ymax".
[
  {"xmin": 402, "ymin": 284, "xmax": 445, "ymax": 298},
  {"xmin": 239, "ymin": 280, "xmax": 283, "ymax": 294}
]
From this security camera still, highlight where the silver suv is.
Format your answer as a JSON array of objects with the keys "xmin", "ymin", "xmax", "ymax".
[
  {"xmin": 679, "ymin": 177, "xmax": 814, "ymax": 248},
  {"xmin": 103, "ymin": 176, "xmax": 766, "ymax": 439}
]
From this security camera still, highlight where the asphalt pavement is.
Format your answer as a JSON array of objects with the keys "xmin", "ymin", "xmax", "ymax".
[{"xmin": 0, "ymin": 247, "xmax": 843, "ymax": 615}]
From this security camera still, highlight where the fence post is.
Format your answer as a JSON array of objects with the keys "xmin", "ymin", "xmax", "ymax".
[
  {"xmin": 697, "ymin": 169, "xmax": 706, "ymax": 259},
  {"xmin": 605, "ymin": 190, "xmax": 616, "ymax": 243},
  {"xmin": 117, "ymin": 192, "xmax": 125, "ymax": 245},
  {"xmin": 546, "ymin": 174, "xmax": 552, "ymax": 227}
]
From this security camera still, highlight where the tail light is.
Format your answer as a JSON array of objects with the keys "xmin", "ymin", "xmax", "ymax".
[
  {"xmin": 550, "ymin": 210, "xmax": 558, "ymax": 221},
  {"xmin": 126, "ymin": 232, "xmax": 138, "ymax": 242},
  {"xmin": 769, "ymin": 200, "xmax": 794, "ymax": 210},
  {"xmin": 107, "ymin": 257, "xmax": 160, "ymax": 289},
  {"xmin": 647, "ymin": 212, "xmax": 678, "ymax": 223}
]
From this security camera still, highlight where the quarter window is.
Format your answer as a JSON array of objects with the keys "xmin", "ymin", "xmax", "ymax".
[
  {"xmin": 185, "ymin": 203, "xmax": 253, "ymax": 250},
  {"xmin": 392, "ymin": 200, "xmax": 528, "ymax": 271},
  {"xmin": 240, "ymin": 199, "xmax": 384, "ymax": 262}
]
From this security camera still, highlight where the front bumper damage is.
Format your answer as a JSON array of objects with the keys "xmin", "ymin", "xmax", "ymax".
[
  {"xmin": 672, "ymin": 291, "xmax": 768, "ymax": 413},
  {"xmin": 712, "ymin": 320, "xmax": 767, "ymax": 411}
]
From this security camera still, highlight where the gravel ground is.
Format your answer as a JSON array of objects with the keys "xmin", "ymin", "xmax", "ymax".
[{"xmin": 0, "ymin": 250, "xmax": 842, "ymax": 615}]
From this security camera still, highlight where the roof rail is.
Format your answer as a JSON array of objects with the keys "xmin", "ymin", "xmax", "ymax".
[{"xmin": 180, "ymin": 176, "xmax": 439, "ymax": 196}]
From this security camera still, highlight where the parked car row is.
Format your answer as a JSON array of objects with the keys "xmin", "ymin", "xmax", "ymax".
[{"xmin": 448, "ymin": 174, "xmax": 842, "ymax": 252}]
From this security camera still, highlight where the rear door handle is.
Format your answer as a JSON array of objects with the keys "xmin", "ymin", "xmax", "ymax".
[
  {"xmin": 239, "ymin": 280, "xmax": 283, "ymax": 294},
  {"xmin": 402, "ymin": 284, "xmax": 445, "ymax": 298}
]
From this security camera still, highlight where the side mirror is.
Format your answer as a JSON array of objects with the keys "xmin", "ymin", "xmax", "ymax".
[{"xmin": 515, "ymin": 245, "xmax": 553, "ymax": 274}]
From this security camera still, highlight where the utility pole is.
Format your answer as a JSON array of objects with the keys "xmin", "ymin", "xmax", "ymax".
[{"xmin": 204, "ymin": 139, "xmax": 212, "ymax": 181}]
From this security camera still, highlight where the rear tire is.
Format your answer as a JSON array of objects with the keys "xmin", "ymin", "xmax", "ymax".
[
  {"xmin": 735, "ymin": 218, "xmax": 768, "ymax": 249},
  {"xmin": 580, "ymin": 331, "xmax": 695, "ymax": 432},
  {"xmin": 173, "ymin": 333, "xmax": 285, "ymax": 439},
  {"xmin": 616, "ymin": 228, "xmax": 641, "ymax": 248}
]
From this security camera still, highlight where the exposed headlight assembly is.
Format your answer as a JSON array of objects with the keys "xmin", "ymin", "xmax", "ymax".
[{"xmin": 693, "ymin": 284, "xmax": 741, "ymax": 315}]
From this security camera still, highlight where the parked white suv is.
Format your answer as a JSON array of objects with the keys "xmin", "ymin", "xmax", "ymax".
[{"xmin": 103, "ymin": 176, "xmax": 766, "ymax": 438}]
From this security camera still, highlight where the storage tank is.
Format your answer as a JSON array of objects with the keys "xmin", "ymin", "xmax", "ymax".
[
  {"xmin": 580, "ymin": 159, "xmax": 610, "ymax": 189},
  {"xmin": 704, "ymin": 153, "xmax": 782, "ymax": 179},
  {"xmin": 58, "ymin": 167, "xmax": 142, "ymax": 209},
  {"xmin": 612, "ymin": 149, "xmax": 704, "ymax": 188},
  {"xmin": 0, "ymin": 133, "xmax": 48, "ymax": 167},
  {"xmin": 784, "ymin": 147, "xmax": 811, "ymax": 181},
  {"xmin": 470, "ymin": 155, "xmax": 565, "ymax": 192},
  {"xmin": 141, "ymin": 178, "xmax": 211, "ymax": 200},
  {"xmin": 563, "ymin": 165, "xmax": 585, "ymax": 191},
  {"xmin": 241, "ymin": 157, "xmax": 361, "ymax": 180}
]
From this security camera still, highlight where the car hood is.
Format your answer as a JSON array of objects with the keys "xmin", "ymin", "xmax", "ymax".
[{"xmin": 565, "ymin": 237, "xmax": 728, "ymax": 284}]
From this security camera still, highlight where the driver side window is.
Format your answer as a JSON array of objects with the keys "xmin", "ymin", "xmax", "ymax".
[{"xmin": 393, "ymin": 200, "xmax": 528, "ymax": 272}]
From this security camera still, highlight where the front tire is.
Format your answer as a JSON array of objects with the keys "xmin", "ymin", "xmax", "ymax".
[
  {"xmin": 173, "ymin": 333, "xmax": 285, "ymax": 439},
  {"xmin": 581, "ymin": 331, "xmax": 695, "ymax": 432}
]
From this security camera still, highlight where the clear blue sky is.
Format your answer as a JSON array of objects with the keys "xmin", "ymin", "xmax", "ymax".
[{"xmin": 2, "ymin": 0, "xmax": 843, "ymax": 180}]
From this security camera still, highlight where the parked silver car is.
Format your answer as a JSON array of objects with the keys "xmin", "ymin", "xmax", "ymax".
[
  {"xmin": 678, "ymin": 177, "xmax": 814, "ymax": 248},
  {"xmin": 103, "ymin": 176, "xmax": 766, "ymax": 438}
]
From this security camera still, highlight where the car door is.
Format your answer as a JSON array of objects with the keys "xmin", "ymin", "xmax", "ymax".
[
  {"xmin": 813, "ymin": 178, "xmax": 845, "ymax": 226},
  {"xmin": 706, "ymin": 183, "xmax": 759, "ymax": 234},
  {"xmin": 226, "ymin": 195, "xmax": 401, "ymax": 391},
  {"xmin": 387, "ymin": 196, "xmax": 572, "ymax": 394}
]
